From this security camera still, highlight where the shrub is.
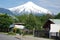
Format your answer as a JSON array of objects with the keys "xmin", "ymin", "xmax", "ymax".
[{"xmin": 8, "ymin": 32, "xmax": 16, "ymax": 35}]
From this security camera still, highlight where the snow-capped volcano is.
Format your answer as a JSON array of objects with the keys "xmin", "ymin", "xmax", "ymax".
[{"xmin": 8, "ymin": 1, "xmax": 52, "ymax": 15}]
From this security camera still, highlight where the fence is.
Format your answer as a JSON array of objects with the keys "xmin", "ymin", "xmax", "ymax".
[
  {"xmin": 0, "ymin": 28, "xmax": 9, "ymax": 32},
  {"xmin": 34, "ymin": 30, "xmax": 49, "ymax": 38},
  {"xmin": 34, "ymin": 30, "xmax": 60, "ymax": 40},
  {"xmin": 49, "ymin": 32, "xmax": 60, "ymax": 40}
]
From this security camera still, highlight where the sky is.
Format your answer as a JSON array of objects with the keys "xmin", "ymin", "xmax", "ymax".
[{"xmin": 0, "ymin": 0, "xmax": 60, "ymax": 14}]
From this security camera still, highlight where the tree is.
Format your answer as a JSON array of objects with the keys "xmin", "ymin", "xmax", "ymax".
[
  {"xmin": 55, "ymin": 13, "xmax": 60, "ymax": 19},
  {"xmin": 16, "ymin": 14, "xmax": 27, "ymax": 23},
  {"xmin": 25, "ymin": 14, "xmax": 37, "ymax": 30},
  {"xmin": 0, "ymin": 13, "xmax": 14, "ymax": 32},
  {"xmin": 16, "ymin": 13, "xmax": 54, "ymax": 30}
]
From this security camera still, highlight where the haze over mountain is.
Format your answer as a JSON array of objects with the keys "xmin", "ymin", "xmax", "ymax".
[
  {"xmin": 8, "ymin": 1, "xmax": 52, "ymax": 15},
  {"xmin": 0, "ymin": 8, "xmax": 18, "ymax": 20},
  {"xmin": 0, "ymin": 8, "xmax": 14, "ymax": 15}
]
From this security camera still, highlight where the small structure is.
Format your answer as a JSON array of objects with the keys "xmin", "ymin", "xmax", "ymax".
[
  {"xmin": 14, "ymin": 23, "xmax": 25, "ymax": 29},
  {"xmin": 43, "ymin": 19, "xmax": 60, "ymax": 38},
  {"xmin": 9, "ymin": 23, "xmax": 25, "ymax": 32},
  {"xmin": 43, "ymin": 19, "xmax": 60, "ymax": 31}
]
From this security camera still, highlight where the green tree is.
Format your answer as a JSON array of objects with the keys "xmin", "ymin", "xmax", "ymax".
[
  {"xmin": 16, "ymin": 14, "xmax": 27, "ymax": 23},
  {"xmin": 16, "ymin": 13, "xmax": 53, "ymax": 30},
  {"xmin": 25, "ymin": 14, "xmax": 37, "ymax": 30},
  {"xmin": 55, "ymin": 13, "xmax": 60, "ymax": 19},
  {"xmin": 0, "ymin": 13, "xmax": 14, "ymax": 32}
]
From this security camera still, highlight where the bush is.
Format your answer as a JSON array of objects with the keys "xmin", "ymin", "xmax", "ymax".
[
  {"xmin": 8, "ymin": 32, "xmax": 16, "ymax": 35},
  {"xmin": 16, "ymin": 28, "xmax": 21, "ymax": 34},
  {"xmin": 13, "ymin": 28, "xmax": 21, "ymax": 35}
]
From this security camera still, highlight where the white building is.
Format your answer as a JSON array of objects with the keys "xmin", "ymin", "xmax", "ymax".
[
  {"xmin": 49, "ymin": 19, "xmax": 60, "ymax": 38},
  {"xmin": 9, "ymin": 23, "xmax": 25, "ymax": 31}
]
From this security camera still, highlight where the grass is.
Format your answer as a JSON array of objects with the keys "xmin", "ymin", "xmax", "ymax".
[
  {"xmin": 0, "ymin": 32, "xmax": 8, "ymax": 34},
  {"xmin": 0, "ymin": 32, "xmax": 16, "ymax": 35}
]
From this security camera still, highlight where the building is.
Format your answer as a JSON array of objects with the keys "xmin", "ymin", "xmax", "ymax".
[
  {"xmin": 9, "ymin": 23, "xmax": 25, "ymax": 32},
  {"xmin": 43, "ymin": 19, "xmax": 60, "ymax": 31},
  {"xmin": 43, "ymin": 19, "xmax": 60, "ymax": 38}
]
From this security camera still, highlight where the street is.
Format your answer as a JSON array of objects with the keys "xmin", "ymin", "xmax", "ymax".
[
  {"xmin": 0, "ymin": 33, "xmax": 54, "ymax": 40},
  {"xmin": 0, "ymin": 33, "xmax": 19, "ymax": 40}
]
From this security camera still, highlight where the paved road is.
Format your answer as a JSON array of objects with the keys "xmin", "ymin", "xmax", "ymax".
[
  {"xmin": 0, "ymin": 33, "xmax": 19, "ymax": 40},
  {"xmin": 0, "ymin": 33, "xmax": 54, "ymax": 40}
]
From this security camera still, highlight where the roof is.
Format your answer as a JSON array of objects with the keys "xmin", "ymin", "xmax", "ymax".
[
  {"xmin": 15, "ymin": 25, "xmax": 25, "ymax": 29},
  {"xmin": 49, "ymin": 19, "xmax": 60, "ymax": 24},
  {"xmin": 9, "ymin": 23, "xmax": 25, "ymax": 28},
  {"xmin": 14, "ymin": 23, "xmax": 25, "ymax": 25}
]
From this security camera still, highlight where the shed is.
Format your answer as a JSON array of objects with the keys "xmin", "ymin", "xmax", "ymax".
[
  {"xmin": 9, "ymin": 23, "xmax": 25, "ymax": 31},
  {"xmin": 49, "ymin": 19, "xmax": 60, "ymax": 37},
  {"xmin": 43, "ymin": 19, "xmax": 60, "ymax": 38},
  {"xmin": 43, "ymin": 19, "xmax": 60, "ymax": 31}
]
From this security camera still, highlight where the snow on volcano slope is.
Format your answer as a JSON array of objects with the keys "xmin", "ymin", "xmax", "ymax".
[{"xmin": 8, "ymin": 1, "xmax": 52, "ymax": 15}]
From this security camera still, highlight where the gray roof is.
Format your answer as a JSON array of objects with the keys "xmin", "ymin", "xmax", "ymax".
[
  {"xmin": 9, "ymin": 24, "xmax": 14, "ymax": 28},
  {"xmin": 49, "ymin": 19, "xmax": 60, "ymax": 24}
]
